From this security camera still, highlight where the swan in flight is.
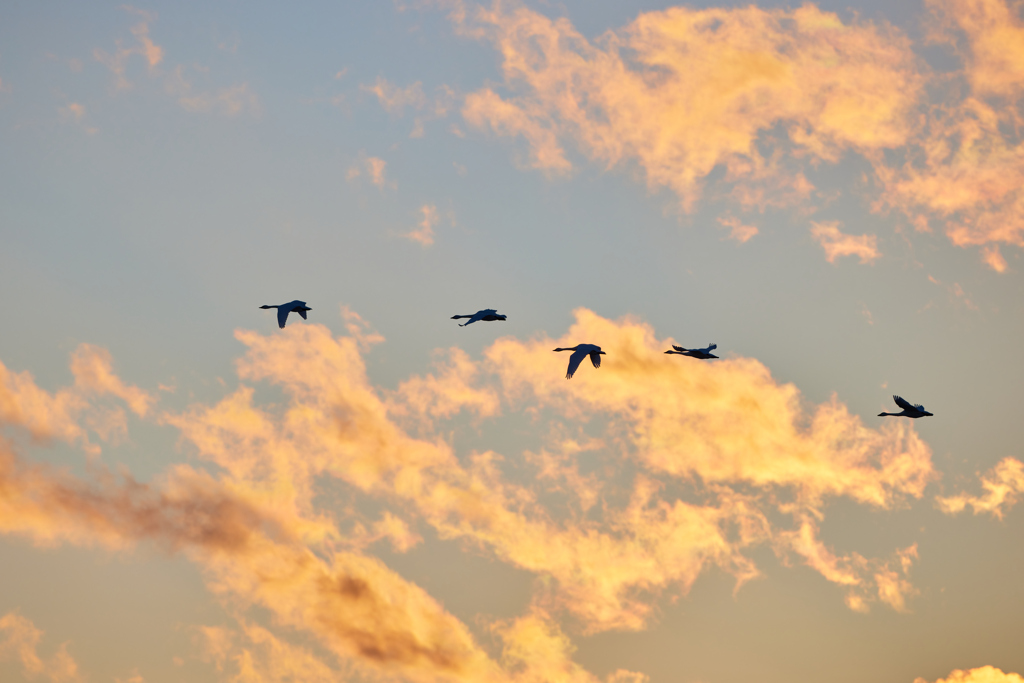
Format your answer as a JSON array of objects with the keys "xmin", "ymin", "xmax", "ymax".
[
  {"xmin": 878, "ymin": 395, "xmax": 933, "ymax": 418},
  {"xmin": 665, "ymin": 343, "xmax": 718, "ymax": 360},
  {"xmin": 260, "ymin": 300, "xmax": 311, "ymax": 328},
  {"xmin": 553, "ymin": 344, "xmax": 605, "ymax": 379},
  {"xmin": 451, "ymin": 309, "xmax": 507, "ymax": 327}
]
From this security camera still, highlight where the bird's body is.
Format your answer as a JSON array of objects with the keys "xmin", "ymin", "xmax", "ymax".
[
  {"xmin": 878, "ymin": 395, "xmax": 933, "ymax": 418},
  {"xmin": 451, "ymin": 309, "xmax": 507, "ymax": 327},
  {"xmin": 665, "ymin": 343, "xmax": 718, "ymax": 360},
  {"xmin": 260, "ymin": 300, "xmax": 312, "ymax": 328},
  {"xmin": 553, "ymin": 344, "xmax": 605, "ymax": 379}
]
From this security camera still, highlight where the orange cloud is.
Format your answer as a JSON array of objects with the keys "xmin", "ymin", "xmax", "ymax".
[
  {"xmin": 0, "ymin": 344, "xmax": 154, "ymax": 452},
  {"xmin": 876, "ymin": 0, "xmax": 1024, "ymax": 263},
  {"xmin": 363, "ymin": 77, "xmax": 455, "ymax": 137},
  {"xmin": 982, "ymin": 245, "xmax": 1009, "ymax": 272},
  {"xmin": 717, "ymin": 215, "xmax": 759, "ymax": 243},
  {"xmin": 0, "ymin": 308, "xmax": 938, "ymax": 674},
  {"xmin": 197, "ymin": 621, "xmax": 339, "ymax": 683},
  {"xmin": 164, "ymin": 310, "xmax": 933, "ymax": 630},
  {"xmin": 363, "ymin": 77, "xmax": 428, "ymax": 115},
  {"xmin": 937, "ymin": 457, "xmax": 1024, "ymax": 519},
  {"xmin": 457, "ymin": 1, "xmax": 921, "ymax": 210},
  {"xmin": 347, "ymin": 155, "xmax": 390, "ymax": 189},
  {"xmin": 463, "ymin": 89, "xmax": 571, "ymax": 173},
  {"xmin": 810, "ymin": 221, "xmax": 881, "ymax": 263},
  {"xmin": 915, "ymin": 666, "xmax": 1024, "ymax": 683},
  {"xmin": 165, "ymin": 66, "xmax": 259, "ymax": 116},
  {"xmin": 925, "ymin": 0, "xmax": 1024, "ymax": 99},
  {"xmin": 0, "ymin": 611, "xmax": 83, "ymax": 682},
  {"xmin": 94, "ymin": 8, "xmax": 163, "ymax": 89},
  {"xmin": 406, "ymin": 204, "xmax": 440, "ymax": 246}
]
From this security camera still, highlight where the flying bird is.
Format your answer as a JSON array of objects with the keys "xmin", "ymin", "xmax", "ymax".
[
  {"xmin": 878, "ymin": 395, "xmax": 933, "ymax": 418},
  {"xmin": 553, "ymin": 344, "xmax": 605, "ymax": 379},
  {"xmin": 665, "ymin": 343, "xmax": 719, "ymax": 360},
  {"xmin": 259, "ymin": 300, "xmax": 312, "ymax": 329},
  {"xmin": 451, "ymin": 309, "xmax": 507, "ymax": 327}
]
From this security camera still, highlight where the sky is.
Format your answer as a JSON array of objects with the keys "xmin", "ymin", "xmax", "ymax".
[{"xmin": 2, "ymin": 0, "xmax": 1024, "ymax": 682}]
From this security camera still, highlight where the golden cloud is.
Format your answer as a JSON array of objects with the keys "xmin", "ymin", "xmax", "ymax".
[
  {"xmin": 936, "ymin": 457, "xmax": 1024, "ymax": 518},
  {"xmin": 915, "ymin": 666, "xmax": 1024, "ymax": 683},
  {"xmin": 0, "ymin": 309, "xmax": 940, "ymax": 681},
  {"xmin": 163, "ymin": 310, "xmax": 934, "ymax": 631},
  {"xmin": 0, "ymin": 344, "xmax": 154, "ymax": 453},
  {"xmin": 810, "ymin": 221, "xmax": 881, "ymax": 264},
  {"xmin": 0, "ymin": 611, "xmax": 82, "ymax": 683},
  {"xmin": 717, "ymin": 215, "xmax": 759, "ymax": 244},
  {"xmin": 456, "ymin": 0, "xmax": 921, "ymax": 210},
  {"xmin": 874, "ymin": 0, "xmax": 1024, "ymax": 266}
]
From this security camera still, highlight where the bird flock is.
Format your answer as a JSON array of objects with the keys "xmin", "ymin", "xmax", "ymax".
[{"xmin": 260, "ymin": 303, "xmax": 932, "ymax": 420}]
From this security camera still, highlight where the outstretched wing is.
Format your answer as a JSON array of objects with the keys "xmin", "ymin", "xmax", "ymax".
[
  {"xmin": 893, "ymin": 395, "xmax": 914, "ymax": 411},
  {"xmin": 566, "ymin": 349, "xmax": 588, "ymax": 379},
  {"xmin": 706, "ymin": 343, "xmax": 717, "ymax": 352},
  {"xmin": 461, "ymin": 310, "xmax": 487, "ymax": 326},
  {"xmin": 297, "ymin": 309, "xmax": 308, "ymax": 320},
  {"xmin": 672, "ymin": 345, "xmax": 687, "ymax": 352},
  {"xmin": 589, "ymin": 350, "xmax": 602, "ymax": 368},
  {"xmin": 277, "ymin": 308, "xmax": 289, "ymax": 328}
]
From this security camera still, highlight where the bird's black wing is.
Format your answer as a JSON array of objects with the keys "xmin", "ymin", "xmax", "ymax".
[
  {"xmin": 590, "ymin": 351, "xmax": 602, "ymax": 369},
  {"xmin": 893, "ymin": 395, "xmax": 914, "ymax": 411},
  {"xmin": 298, "ymin": 309, "xmax": 308, "ymax": 320},
  {"xmin": 566, "ymin": 349, "xmax": 587, "ymax": 379},
  {"xmin": 277, "ymin": 308, "xmax": 289, "ymax": 328}
]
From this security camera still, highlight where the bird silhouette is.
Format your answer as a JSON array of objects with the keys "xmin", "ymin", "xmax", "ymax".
[
  {"xmin": 665, "ymin": 343, "xmax": 718, "ymax": 360},
  {"xmin": 451, "ymin": 309, "xmax": 507, "ymax": 327},
  {"xmin": 259, "ymin": 300, "xmax": 311, "ymax": 328},
  {"xmin": 878, "ymin": 395, "xmax": 933, "ymax": 418},
  {"xmin": 553, "ymin": 344, "xmax": 605, "ymax": 379}
]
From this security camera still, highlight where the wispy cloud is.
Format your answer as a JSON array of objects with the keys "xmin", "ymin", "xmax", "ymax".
[
  {"xmin": 0, "ymin": 611, "xmax": 83, "ymax": 682},
  {"xmin": 94, "ymin": 9, "xmax": 257, "ymax": 117},
  {"xmin": 717, "ymin": 215, "xmax": 759, "ymax": 244},
  {"xmin": 363, "ymin": 77, "xmax": 454, "ymax": 137},
  {"xmin": 347, "ymin": 154, "xmax": 390, "ymax": 189},
  {"xmin": 0, "ymin": 344, "xmax": 153, "ymax": 454},
  {"xmin": 937, "ymin": 457, "xmax": 1024, "ymax": 519},
  {"xmin": 405, "ymin": 204, "xmax": 440, "ymax": 246},
  {"xmin": 165, "ymin": 66, "xmax": 259, "ymax": 116},
  {"xmin": 93, "ymin": 7, "xmax": 163, "ymax": 89},
  {"xmin": 810, "ymin": 221, "xmax": 881, "ymax": 264}
]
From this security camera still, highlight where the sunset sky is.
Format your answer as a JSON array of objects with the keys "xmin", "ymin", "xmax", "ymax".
[{"xmin": 3, "ymin": 1, "xmax": 1024, "ymax": 682}]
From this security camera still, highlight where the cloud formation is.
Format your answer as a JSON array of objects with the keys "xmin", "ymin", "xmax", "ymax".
[
  {"xmin": 93, "ymin": 8, "xmax": 163, "ymax": 89},
  {"xmin": 0, "ymin": 611, "xmax": 82, "ymax": 683},
  {"xmin": 0, "ymin": 344, "xmax": 154, "ymax": 453},
  {"xmin": 167, "ymin": 309, "xmax": 933, "ymax": 631},
  {"xmin": 455, "ymin": 1, "xmax": 921, "ymax": 210},
  {"xmin": 717, "ymin": 215, "xmax": 759, "ymax": 244},
  {"xmin": 915, "ymin": 666, "xmax": 1024, "ymax": 683},
  {"xmin": 347, "ymin": 155, "xmax": 390, "ymax": 189},
  {"xmin": 871, "ymin": 0, "xmax": 1024, "ymax": 266},
  {"xmin": 937, "ymin": 457, "xmax": 1024, "ymax": 518},
  {"xmin": 406, "ymin": 204, "xmax": 440, "ymax": 246},
  {"xmin": 810, "ymin": 221, "xmax": 881, "ymax": 263},
  {"xmin": 0, "ymin": 310, "xmax": 940, "ymax": 680}
]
